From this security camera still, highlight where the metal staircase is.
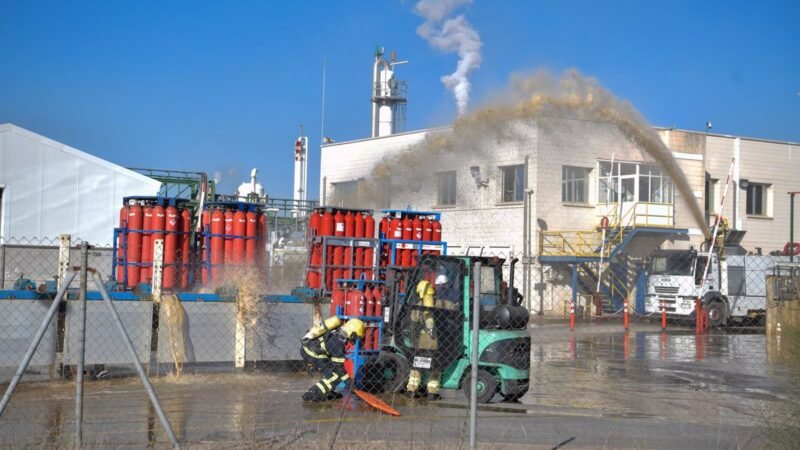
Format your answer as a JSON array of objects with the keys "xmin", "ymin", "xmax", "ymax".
[{"xmin": 538, "ymin": 202, "xmax": 687, "ymax": 314}]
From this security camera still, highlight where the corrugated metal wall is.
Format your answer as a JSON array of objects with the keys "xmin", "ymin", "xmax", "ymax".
[{"xmin": 0, "ymin": 124, "xmax": 161, "ymax": 245}]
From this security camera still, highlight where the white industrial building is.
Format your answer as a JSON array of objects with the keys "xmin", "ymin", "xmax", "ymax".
[
  {"xmin": 319, "ymin": 103, "xmax": 800, "ymax": 314},
  {"xmin": 0, "ymin": 123, "xmax": 161, "ymax": 245}
]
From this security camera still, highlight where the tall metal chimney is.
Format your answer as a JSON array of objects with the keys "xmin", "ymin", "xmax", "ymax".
[
  {"xmin": 293, "ymin": 128, "xmax": 308, "ymax": 217},
  {"xmin": 371, "ymin": 46, "xmax": 408, "ymax": 138}
]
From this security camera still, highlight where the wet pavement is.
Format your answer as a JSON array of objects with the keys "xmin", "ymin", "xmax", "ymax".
[{"xmin": 0, "ymin": 322, "xmax": 796, "ymax": 449}]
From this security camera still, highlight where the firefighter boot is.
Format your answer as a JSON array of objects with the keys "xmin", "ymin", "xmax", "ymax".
[
  {"xmin": 302, "ymin": 386, "xmax": 327, "ymax": 402},
  {"xmin": 406, "ymin": 369, "xmax": 422, "ymax": 398},
  {"xmin": 426, "ymin": 372, "xmax": 441, "ymax": 401}
]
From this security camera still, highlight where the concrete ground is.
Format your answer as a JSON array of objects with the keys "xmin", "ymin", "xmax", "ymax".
[{"xmin": 0, "ymin": 321, "xmax": 796, "ymax": 449}]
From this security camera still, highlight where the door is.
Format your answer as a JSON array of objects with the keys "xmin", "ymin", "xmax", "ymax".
[{"xmin": 618, "ymin": 173, "xmax": 637, "ymax": 223}]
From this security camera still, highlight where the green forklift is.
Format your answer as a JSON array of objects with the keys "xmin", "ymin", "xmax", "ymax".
[{"xmin": 366, "ymin": 254, "xmax": 531, "ymax": 403}]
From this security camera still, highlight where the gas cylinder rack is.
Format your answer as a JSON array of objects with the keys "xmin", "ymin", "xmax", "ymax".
[
  {"xmin": 198, "ymin": 200, "xmax": 268, "ymax": 285},
  {"xmin": 377, "ymin": 210, "xmax": 446, "ymax": 285},
  {"xmin": 113, "ymin": 196, "xmax": 194, "ymax": 291},
  {"xmin": 304, "ymin": 207, "xmax": 380, "ymax": 296}
]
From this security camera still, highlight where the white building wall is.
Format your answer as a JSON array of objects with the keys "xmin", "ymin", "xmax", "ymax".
[{"xmin": 0, "ymin": 124, "xmax": 161, "ymax": 245}]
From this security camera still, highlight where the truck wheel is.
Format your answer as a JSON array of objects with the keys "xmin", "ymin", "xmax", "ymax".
[
  {"xmin": 365, "ymin": 351, "xmax": 409, "ymax": 393},
  {"xmin": 706, "ymin": 301, "xmax": 727, "ymax": 328},
  {"xmin": 462, "ymin": 369, "xmax": 497, "ymax": 404}
]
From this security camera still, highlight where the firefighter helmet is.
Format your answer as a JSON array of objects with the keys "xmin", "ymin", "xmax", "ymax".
[{"xmin": 342, "ymin": 319, "xmax": 366, "ymax": 340}]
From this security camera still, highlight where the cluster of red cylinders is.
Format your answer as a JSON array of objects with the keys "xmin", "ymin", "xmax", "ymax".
[
  {"xmin": 379, "ymin": 213, "xmax": 442, "ymax": 271},
  {"xmin": 331, "ymin": 284, "xmax": 384, "ymax": 350},
  {"xmin": 200, "ymin": 205, "xmax": 267, "ymax": 284},
  {"xmin": 306, "ymin": 209, "xmax": 376, "ymax": 291},
  {"xmin": 117, "ymin": 201, "xmax": 192, "ymax": 290}
]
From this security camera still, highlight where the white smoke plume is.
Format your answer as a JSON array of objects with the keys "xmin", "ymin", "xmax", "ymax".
[{"xmin": 414, "ymin": 0, "xmax": 482, "ymax": 116}]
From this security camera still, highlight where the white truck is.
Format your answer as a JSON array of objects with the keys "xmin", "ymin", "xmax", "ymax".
[{"xmin": 643, "ymin": 248, "xmax": 789, "ymax": 327}]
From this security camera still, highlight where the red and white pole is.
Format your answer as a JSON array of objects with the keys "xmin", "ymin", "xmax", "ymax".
[
  {"xmin": 661, "ymin": 300, "xmax": 667, "ymax": 331},
  {"xmin": 695, "ymin": 298, "xmax": 703, "ymax": 335},
  {"xmin": 570, "ymin": 301, "xmax": 575, "ymax": 331},
  {"xmin": 623, "ymin": 298, "xmax": 629, "ymax": 331}
]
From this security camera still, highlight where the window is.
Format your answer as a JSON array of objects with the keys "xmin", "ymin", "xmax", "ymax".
[
  {"xmin": 598, "ymin": 161, "xmax": 673, "ymax": 204},
  {"xmin": 705, "ymin": 175, "xmax": 718, "ymax": 220},
  {"xmin": 500, "ymin": 165, "xmax": 524, "ymax": 203},
  {"xmin": 562, "ymin": 166, "xmax": 590, "ymax": 203},
  {"xmin": 332, "ymin": 180, "xmax": 360, "ymax": 208},
  {"xmin": 746, "ymin": 182, "xmax": 770, "ymax": 216},
  {"xmin": 437, "ymin": 171, "xmax": 457, "ymax": 206}
]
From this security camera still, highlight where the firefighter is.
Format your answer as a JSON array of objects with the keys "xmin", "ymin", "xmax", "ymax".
[
  {"xmin": 300, "ymin": 316, "xmax": 366, "ymax": 402},
  {"xmin": 406, "ymin": 275, "xmax": 447, "ymax": 399}
]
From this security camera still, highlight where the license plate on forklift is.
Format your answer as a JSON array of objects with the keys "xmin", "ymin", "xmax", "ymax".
[{"xmin": 413, "ymin": 356, "xmax": 432, "ymax": 369}]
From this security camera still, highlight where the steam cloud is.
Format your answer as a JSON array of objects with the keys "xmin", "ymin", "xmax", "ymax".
[
  {"xmin": 357, "ymin": 69, "xmax": 710, "ymax": 238},
  {"xmin": 414, "ymin": 0, "xmax": 482, "ymax": 116}
]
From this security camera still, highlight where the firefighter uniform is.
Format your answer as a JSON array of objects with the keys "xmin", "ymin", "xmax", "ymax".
[
  {"xmin": 406, "ymin": 279, "xmax": 442, "ymax": 398},
  {"xmin": 301, "ymin": 318, "xmax": 365, "ymax": 402}
]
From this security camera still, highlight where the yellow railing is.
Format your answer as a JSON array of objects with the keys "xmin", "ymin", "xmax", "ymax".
[{"xmin": 540, "ymin": 202, "xmax": 673, "ymax": 257}]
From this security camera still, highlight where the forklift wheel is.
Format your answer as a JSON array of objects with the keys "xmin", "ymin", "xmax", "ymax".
[
  {"xmin": 462, "ymin": 369, "xmax": 497, "ymax": 404},
  {"xmin": 366, "ymin": 352, "xmax": 409, "ymax": 394}
]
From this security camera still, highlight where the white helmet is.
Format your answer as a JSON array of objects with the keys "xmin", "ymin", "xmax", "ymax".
[{"xmin": 435, "ymin": 273, "xmax": 448, "ymax": 285}]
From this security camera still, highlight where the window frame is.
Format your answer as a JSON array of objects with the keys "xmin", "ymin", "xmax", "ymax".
[
  {"xmin": 436, "ymin": 171, "xmax": 457, "ymax": 207},
  {"xmin": 499, "ymin": 164, "xmax": 524, "ymax": 203},
  {"xmin": 562, "ymin": 166, "xmax": 591, "ymax": 204},
  {"xmin": 746, "ymin": 182, "xmax": 771, "ymax": 217}
]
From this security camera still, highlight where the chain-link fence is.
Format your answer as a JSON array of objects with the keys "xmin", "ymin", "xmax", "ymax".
[{"xmin": 1, "ymin": 235, "xmax": 799, "ymax": 448}]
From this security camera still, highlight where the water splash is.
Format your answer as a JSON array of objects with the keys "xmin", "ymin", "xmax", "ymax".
[{"xmin": 357, "ymin": 69, "xmax": 709, "ymax": 237}]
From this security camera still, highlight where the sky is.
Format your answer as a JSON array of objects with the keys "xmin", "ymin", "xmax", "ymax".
[{"xmin": 1, "ymin": 0, "xmax": 798, "ymax": 199}]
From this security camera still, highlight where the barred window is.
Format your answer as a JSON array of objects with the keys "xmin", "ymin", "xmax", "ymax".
[
  {"xmin": 500, "ymin": 165, "xmax": 524, "ymax": 203},
  {"xmin": 437, "ymin": 171, "xmax": 457, "ymax": 206},
  {"xmin": 562, "ymin": 166, "xmax": 590, "ymax": 203}
]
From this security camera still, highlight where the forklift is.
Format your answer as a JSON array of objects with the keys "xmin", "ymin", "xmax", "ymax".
[{"xmin": 365, "ymin": 254, "xmax": 531, "ymax": 403}]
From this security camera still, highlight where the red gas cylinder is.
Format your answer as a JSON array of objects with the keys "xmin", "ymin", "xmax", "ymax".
[
  {"xmin": 307, "ymin": 211, "xmax": 322, "ymax": 289},
  {"xmin": 379, "ymin": 217, "xmax": 390, "ymax": 269},
  {"xmin": 401, "ymin": 216, "xmax": 413, "ymax": 267},
  {"xmin": 163, "ymin": 206, "xmax": 179, "ymax": 289},
  {"xmin": 331, "ymin": 288, "xmax": 345, "ymax": 316},
  {"xmin": 431, "ymin": 219, "xmax": 442, "ymax": 255},
  {"xmin": 258, "ymin": 212, "xmax": 268, "ymax": 267},
  {"xmin": 233, "ymin": 210, "xmax": 247, "ymax": 264},
  {"xmin": 245, "ymin": 211, "xmax": 258, "ymax": 264},
  {"xmin": 224, "ymin": 210, "xmax": 234, "ymax": 264},
  {"xmin": 411, "ymin": 216, "xmax": 423, "ymax": 265},
  {"xmin": 201, "ymin": 209, "xmax": 211, "ymax": 284},
  {"xmin": 126, "ymin": 204, "xmax": 143, "ymax": 288},
  {"xmin": 346, "ymin": 288, "xmax": 365, "ymax": 317},
  {"xmin": 372, "ymin": 286, "xmax": 383, "ymax": 349},
  {"xmin": 180, "ymin": 208, "xmax": 191, "ymax": 289},
  {"xmin": 321, "ymin": 211, "xmax": 334, "ymax": 289},
  {"xmin": 354, "ymin": 213, "xmax": 365, "ymax": 279},
  {"xmin": 343, "ymin": 212, "xmax": 355, "ymax": 279},
  {"xmin": 332, "ymin": 211, "xmax": 345, "ymax": 288},
  {"xmin": 388, "ymin": 217, "xmax": 402, "ymax": 267},
  {"xmin": 422, "ymin": 218, "xmax": 432, "ymax": 255},
  {"xmin": 151, "ymin": 205, "xmax": 166, "ymax": 285},
  {"xmin": 364, "ymin": 288, "xmax": 375, "ymax": 350},
  {"xmin": 117, "ymin": 205, "xmax": 128, "ymax": 282},
  {"xmin": 140, "ymin": 206, "xmax": 154, "ymax": 283},
  {"xmin": 210, "ymin": 209, "xmax": 225, "ymax": 281},
  {"xmin": 363, "ymin": 215, "xmax": 376, "ymax": 280}
]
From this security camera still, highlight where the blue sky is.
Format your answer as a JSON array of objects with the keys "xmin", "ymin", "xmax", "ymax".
[{"xmin": 1, "ymin": 1, "xmax": 797, "ymax": 199}]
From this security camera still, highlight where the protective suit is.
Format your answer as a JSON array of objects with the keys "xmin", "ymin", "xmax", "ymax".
[
  {"xmin": 301, "ymin": 317, "xmax": 366, "ymax": 402},
  {"xmin": 406, "ymin": 279, "xmax": 442, "ymax": 399}
]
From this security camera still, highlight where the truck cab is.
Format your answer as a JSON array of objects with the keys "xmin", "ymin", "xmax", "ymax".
[{"xmin": 644, "ymin": 249, "xmax": 728, "ymax": 325}]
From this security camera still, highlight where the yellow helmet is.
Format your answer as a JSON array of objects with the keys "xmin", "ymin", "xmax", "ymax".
[{"xmin": 341, "ymin": 319, "xmax": 366, "ymax": 340}]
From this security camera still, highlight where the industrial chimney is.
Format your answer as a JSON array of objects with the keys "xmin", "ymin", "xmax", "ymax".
[
  {"xmin": 371, "ymin": 46, "xmax": 408, "ymax": 138},
  {"xmin": 293, "ymin": 129, "xmax": 308, "ymax": 217}
]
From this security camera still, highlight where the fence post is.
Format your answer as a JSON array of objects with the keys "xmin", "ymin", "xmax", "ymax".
[
  {"xmin": 152, "ymin": 239, "xmax": 164, "ymax": 300},
  {"xmin": 74, "ymin": 242, "xmax": 89, "ymax": 447},
  {"xmin": 0, "ymin": 271, "xmax": 78, "ymax": 417},
  {"xmin": 0, "ymin": 242, "xmax": 5, "ymax": 289},
  {"xmin": 58, "ymin": 234, "xmax": 71, "ymax": 290},
  {"xmin": 469, "ymin": 261, "xmax": 481, "ymax": 450},
  {"xmin": 623, "ymin": 298, "xmax": 629, "ymax": 331},
  {"xmin": 661, "ymin": 300, "xmax": 667, "ymax": 331}
]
